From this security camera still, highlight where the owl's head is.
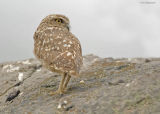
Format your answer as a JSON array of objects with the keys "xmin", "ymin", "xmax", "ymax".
[{"xmin": 40, "ymin": 14, "xmax": 70, "ymax": 31}]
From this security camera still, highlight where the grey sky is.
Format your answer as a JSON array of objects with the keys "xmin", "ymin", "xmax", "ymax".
[{"xmin": 0, "ymin": 0, "xmax": 160, "ymax": 62}]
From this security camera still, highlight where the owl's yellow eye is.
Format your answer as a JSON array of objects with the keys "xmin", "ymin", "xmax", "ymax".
[{"xmin": 55, "ymin": 19, "xmax": 62, "ymax": 23}]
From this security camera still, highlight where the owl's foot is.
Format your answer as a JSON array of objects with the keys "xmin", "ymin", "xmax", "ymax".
[
  {"xmin": 49, "ymin": 89, "xmax": 67, "ymax": 96},
  {"xmin": 49, "ymin": 73, "xmax": 70, "ymax": 96}
]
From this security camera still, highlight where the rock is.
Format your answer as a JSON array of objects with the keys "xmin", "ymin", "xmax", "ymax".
[
  {"xmin": 145, "ymin": 59, "xmax": 151, "ymax": 63},
  {"xmin": 5, "ymin": 90, "xmax": 20, "ymax": 102},
  {"xmin": 0, "ymin": 55, "xmax": 160, "ymax": 114},
  {"xmin": 65, "ymin": 105, "xmax": 74, "ymax": 111}
]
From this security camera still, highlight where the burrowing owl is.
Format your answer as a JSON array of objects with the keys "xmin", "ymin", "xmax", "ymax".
[{"xmin": 33, "ymin": 14, "xmax": 83, "ymax": 94}]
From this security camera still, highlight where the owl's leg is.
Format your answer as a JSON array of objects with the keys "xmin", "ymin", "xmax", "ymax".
[
  {"xmin": 63, "ymin": 74, "xmax": 71, "ymax": 91},
  {"xmin": 57, "ymin": 72, "xmax": 67, "ymax": 94},
  {"xmin": 49, "ymin": 73, "xmax": 67, "ymax": 95}
]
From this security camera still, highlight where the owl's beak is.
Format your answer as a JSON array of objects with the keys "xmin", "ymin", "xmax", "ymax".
[{"xmin": 67, "ymin": 24, "xmax": 70, "ymax": 31}]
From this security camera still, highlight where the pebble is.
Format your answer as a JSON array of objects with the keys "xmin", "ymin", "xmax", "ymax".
[
  {"xmin": 126, "ymin": 83, "xmax": 130, "ymax": 87},
  {"xmin": 57, "ymin": 104, "xmax": 62, "ymax": 109},
  {"xmin": 36, "ymin": 68, "xmax": 41, "ymax": 72},
  {"xmin": 57, "ymin": 100, "xmax": 68, "ymax": 109},
  {"xmin": 22, "ymin": 60, "xmax": 31, "ymax": 65},
  {"xmin": 80, "ymin": 80, "xmax": 85, "ymax": 84},
  {"xmin": 64, "ymin": 100, "xmax": 68, "ymax": 104}
]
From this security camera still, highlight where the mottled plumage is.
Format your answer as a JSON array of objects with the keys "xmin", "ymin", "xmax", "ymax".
[{"xmin": 33, "ymin": 14, "xmax": 83, "ymax": 94}]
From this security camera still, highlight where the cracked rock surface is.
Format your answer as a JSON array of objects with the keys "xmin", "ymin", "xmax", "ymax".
[{"xmin": 0, "ymin": 54, "xmax": 160, "ymax": 114}]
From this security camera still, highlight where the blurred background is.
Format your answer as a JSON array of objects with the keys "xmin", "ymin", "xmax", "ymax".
[{"xmin": 0, "ymin": 0, "xmax": 160, "ymax": 62}]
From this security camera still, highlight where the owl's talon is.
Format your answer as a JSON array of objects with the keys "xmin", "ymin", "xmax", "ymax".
[
  {"xmin": 49, "ymin": 91, "xmax": 58, "ymax": 96},
  {"xmin": 49, "ymin": 89, "xmax": 66, "ymax": 96}
]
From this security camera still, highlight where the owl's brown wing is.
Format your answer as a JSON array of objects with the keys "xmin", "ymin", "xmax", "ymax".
[
  {"xmin": 34, "ymin": 26, "xmax": 82, "ymax": 76},
  {"xmin": 34, "ymin": 26, "xmax": 64, "ymax": 62}
]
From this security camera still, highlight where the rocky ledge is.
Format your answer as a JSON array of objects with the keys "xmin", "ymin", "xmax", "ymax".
[{"xmin": 0, "ymin": 54, "xmax": 160, "ymax": 114}]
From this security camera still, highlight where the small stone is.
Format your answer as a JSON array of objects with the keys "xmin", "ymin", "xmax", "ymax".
[
  {"xmin": 22, "ymin": 60, "xmax": 31, "ymax": 65},
  {"xmin": 36, "ymin": 68, "xmax": 41, "ymax": 72},
  {"xmin": 126, "ymin": 83, "xmax": 130, "ymax": 87},
  {"xmin": 65, "ymin": 105, "xmax": 74, "ymax": 111},
  {"xmin": 19, "ymin": 92, "xmax": 23, "ymax": 96},
  {"xmin": 80, "ymin": 80, "xmax": 85, "ymax": 84},
  {"xmin": 57, "ymin": 104, "xmax": 62, "ymax": 109},
  {"xmin": 6, "ymin": 90, "xmax": 20, "ymax": 102},
  {"xmin": 145, "ymin": 59, "xmax": 151, "ymax": 63},
  {"xmin": 64, "ymin": 100, "xmax": 68, "ymax": 104}
]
